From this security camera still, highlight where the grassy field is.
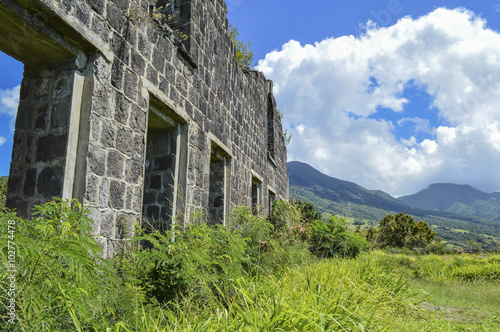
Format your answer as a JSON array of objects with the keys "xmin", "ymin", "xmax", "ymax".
[
  {"xmin": 372, "ymin": 252, "xmax": 500, "ymax": 331},
  {"xmin": 1, "ymin": 200, "xmax": 500, "ymax": 331}
]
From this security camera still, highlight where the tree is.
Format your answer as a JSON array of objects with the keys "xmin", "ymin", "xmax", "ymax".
[
  {"xmin": 228, "ymin": 24, "xmax": 254, "ymax": 68},
  {"xmin": 367, "ymin": 212, "xmax": 437, "ymax": 249}
]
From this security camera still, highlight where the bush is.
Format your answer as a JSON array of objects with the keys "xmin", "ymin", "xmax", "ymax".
[
  {"xmin": 309, "ymin": 216, "xmax": 369, "ymax": 258},
  {"xmin": 132, "ymin": 217, "xmax": 248, "ymax": 307},
  {"xmin": 0, "ymin": 200, "xmax": 137, "ymax": 330},
  {"xmin": 367, "ymin": 213, "xmax": 437, "ymax": 249}
]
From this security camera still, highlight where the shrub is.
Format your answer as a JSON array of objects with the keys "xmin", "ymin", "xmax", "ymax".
[
  {"xmin": 367, "ymin": 213, "xmax": 437, "ymax": 249},
  {"xmin": 132, "ymin": 217, "xmax": 248, "ymax": 307},
  {"xmin": 309, "ymin": 216, "xmax": 369, "ymax": 258},
  {"xmin": 0, "ymin": 200, "xmax": 137, "ymax": 330}
]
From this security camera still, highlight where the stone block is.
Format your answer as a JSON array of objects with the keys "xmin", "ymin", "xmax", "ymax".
[
  {"xmin": 116, "ymin": 128, "xmax": 133, "ymax": 155},
  {"xmin": 51, "ymin": 101, "xmax": 70, "ymax": 129},
  {"xmin": 112, "ymin": 34, "xmax": 130, "ymax": 66},
  {"xmin": 35, "ymin": 134, "xmax": 68, "ymax": 162},
  {"xmin": 125, "ymin": 159, "xmax": 143, "ymax": 184},
  {"xmin": 146, "ymin": 205, "xmax": 160, "ymax": 221},
  {"xmin": 100, "ymin": 210, "xmax": 115, "ymax": 238},
  {"xmin": 124, "ymin": 69, "xmax": 139, "ymax": 101},
  {"xmin": 84, "ymin": 174, "xmax": 99, "ymax": 204},
  {"xmin": 153, "ymin": 154, "xmax": 175, "ymax": 171},
  {"xmin": 37, "ymin": 165, "xmax": 64, "ymax": 198},
  {"xmin": 100, "ymin": 120, "xmax": 116, "ymax": 148},
  {"xmin": 109, "ymin": 180, "xmax": 125, "ymax": 209},
  {"xmin": 35, "ymin": 104, "xmax": 48, "ymax": 130},
  {"xmin": 107, "ymin": 150, "xmax": 124, "ymax": 179},
  {"xmin": 114, "ymin": 94, "xmax": 130, "ymax": 126},
  {"xmin": 23, "ymin": 168, "xmax": 37, "ymax": 197},
  {"xmin": 150, "ymin": 174, "xmax": 161, "ymax": 189},
  {"xmin": 100, "ymin": 178, "xmax": 109, "ymax": 206},
  {"xmin": 152, "ymin": 49, "xmax": 165, "ymax": 72},
  {"xmin": 75, "ymin": 2, "xmax": 91, "ymax": 27},
  {"xmin": 88, "ymin": 145, "xmax": 106, "ymax": 176},
  {"xmin": 15, "ymin": 102, "xmax": 33, "ymax": 131},
  {"xmin": 111, "ymin": 59, "xmax": 124, "ymax": 90},
  {"xmin": 53, "ymin": 75, "xmax": 71, "ymax": 100},
  {"xmin": 131, "ymin": 50, "xmax": 146, "ymax": 76},
  {"xmin": 107, "ymin": 3, "xmax": 126, "ymax": 32},
  {"xmin": 88, "ymin": 0, "xmax": 105, "ymax": 15},
  {"xmin": 129, "ymin": 107, "xmax": 147, "ymax": 134}
]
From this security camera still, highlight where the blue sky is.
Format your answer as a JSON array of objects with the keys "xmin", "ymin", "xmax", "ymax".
[
  {"xmin": 227, "ymin": 0, "xmax": 500, "ymax": 196},
  {"xmin": 1, "ymin": 1, "xmax": 500, "ymax": 197}
]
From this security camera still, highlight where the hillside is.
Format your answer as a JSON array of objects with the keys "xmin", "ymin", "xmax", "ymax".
[
  {"xmin": 399, "ymin": 183, "xmax": 500, "ymax": 221},
  {"xmin": 288, "ymin": 161, "xmax": 500, "ymax": 248},
  {"xmin": 288, "ymin": 161, "xmax": 412, "ymax": 222}
]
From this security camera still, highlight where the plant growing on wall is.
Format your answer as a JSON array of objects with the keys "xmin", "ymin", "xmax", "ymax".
[
  {"xmin": 228, "ymin": 24, "xmax": 254, "ymax": 68},
  {"xmin": 128, "ymin": 0, "xmax": 189, "ymax": 41}
]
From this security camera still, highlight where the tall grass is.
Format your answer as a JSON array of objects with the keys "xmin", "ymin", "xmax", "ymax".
[{"xmin": 1, "ymin": 200, "xmax": 499, "ymax": 330}]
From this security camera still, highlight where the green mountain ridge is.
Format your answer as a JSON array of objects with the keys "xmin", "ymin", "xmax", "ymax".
[
  {"xmin": 288, "ymin": 161, "xmax": 500, "ymax": 248},
  {"xmin": 398, "ymin": 183, "xmax": 500, "ymax": 221}
]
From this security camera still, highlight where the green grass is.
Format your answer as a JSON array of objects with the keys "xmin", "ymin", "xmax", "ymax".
[
  {"xmin": 371, "ymin": 252, "xmax": 500, "ymax": 331},
  {"xmin": 450, "ymin": 228, "xmax": 470, "ymax": 234},
  {"xmin": 2, "ymin": 200, "xmax": 500, "ymax": 331}
]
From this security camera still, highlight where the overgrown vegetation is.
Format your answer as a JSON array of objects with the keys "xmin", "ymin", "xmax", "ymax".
[
  {"xmin": 228, "ymin": 24, "xmax": 254, "ymax": 68},
  {"xmin": 1, "ymin": 199, "xmax": 499, "ymax": 330},
  {"xmin": 0, "ymin": 177, "xmax": 6, "ymax": 208}
]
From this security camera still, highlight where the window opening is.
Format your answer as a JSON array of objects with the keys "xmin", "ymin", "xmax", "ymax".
[
  {"xmin": 143, "ymin": 106, "xmax": 181, "ymax": 231},
  {"xmin": 251, "ymin": 176, "xmax": 262, "ymax": 215},
  {"xmin": 208, "ymin": 145, "xmax": 230, "ymax": 225},
  {"xmin": 0, "ymin": 52, "xmax": 23, "ymax": 207},
  {"xmin": 268, "ymin": 190, "xmax": 276, "ymax": 215},
  {"xmin": 267, "ymin": 93, "xmax": 276, "ymax": 160}
]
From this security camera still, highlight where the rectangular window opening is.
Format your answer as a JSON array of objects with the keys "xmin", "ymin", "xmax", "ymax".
[
  {"xmin": 268, "ymin": 190, "xmax": 276, "ymax": 215},
  {"xmin": 142, "ymin": 105, "xmax": 187, "ymax": 231},
  {"xmin": 252, "ymin": 176, "xmax": 262, "ymax": 215},
  {"xmin": 267, "ymin": 94, "xmax": 276, "ymax": 161},
  {"xmin": 208, "ymin": 146, "xmax": 231, "ymax": 226}
]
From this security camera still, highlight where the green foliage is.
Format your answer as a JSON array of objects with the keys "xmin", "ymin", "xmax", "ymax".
[
  {"xmin": 228, "ymin": 24, "xmax": 254, "ymax": 68},
  {"xmin": 0, "ymin": 200, "xmax": 137, "ymax": 331},
  {"xmin": 310, "ymin": 215, "xmax": 369, "ymax": 258},
  {"xmin": 0, "ymin": 177, "xmax": 7, "ymax": 208},
  {"xmin": 133, "ymin": 218, "xmax": 249, "ymax": 307},
  {"xmin": 5, "ymin": 199, "xmax": 498, "ymax": 330},
  {"xmin": 293, "ymin": 199, "xmax": 322, "ymax": 223},
  {"xmin": 367, "ymin": 212, "xmax": 437, "ymax": 249}
]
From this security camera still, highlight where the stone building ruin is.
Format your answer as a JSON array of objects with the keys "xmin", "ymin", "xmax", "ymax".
[{"xmin": 1, "ymin": 0, "xmax": 288, "ymax": 256}]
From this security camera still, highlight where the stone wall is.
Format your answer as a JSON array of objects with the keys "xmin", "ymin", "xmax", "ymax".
[{"xmin": 2, "ymin": 0, "xmax": 288, "ymax": 257}]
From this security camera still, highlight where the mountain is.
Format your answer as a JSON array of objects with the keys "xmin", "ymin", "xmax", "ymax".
[
  {"xmin": 288, "ymin": 161, "xmax": 500, "ymax": 248},
  {"xmin": 399, "ymin": 183, "xmax": 500, "ymax": 221},
  {"xmin": 288, "ymin": 161, "xmax": 412, "ymax": 220}
]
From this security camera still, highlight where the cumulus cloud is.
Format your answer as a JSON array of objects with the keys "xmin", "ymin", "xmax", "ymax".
[
  {"xmin": 0, "ymin": 85, "xmax": 20, "ymax": 128},
  {"xmin": 0, "ymin": 85, "xmax": 20, "ymax": 148},
  {"xmin": 257, "ymin": 8, "xmax": 500, "ymax": 196}
]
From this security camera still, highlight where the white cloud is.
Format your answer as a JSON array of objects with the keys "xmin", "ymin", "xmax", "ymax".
[
  {"xmin": 0, "ymin": 85, "xmax": 20, "ymax": 131},
  {"xmin": 257, "ymin": 8, "xmax": 500, "ymax": 196},
  {"xmin": 0, "ymin": 136, "xmax": 6, "ymax": 147}
]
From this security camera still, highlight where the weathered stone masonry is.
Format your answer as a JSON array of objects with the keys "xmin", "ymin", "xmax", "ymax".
[{"xmin": 1, "ymin": 0, "xmax": 288, "ymax": 257}]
